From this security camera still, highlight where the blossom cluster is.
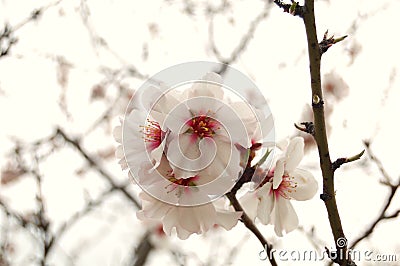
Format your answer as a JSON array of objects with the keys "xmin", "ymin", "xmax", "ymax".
[{"xmin": 114, "ymin": 72, "xmax": 317, "ymax": 239}]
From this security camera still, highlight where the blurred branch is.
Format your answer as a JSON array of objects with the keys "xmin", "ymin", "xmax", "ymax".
[
  {"xmin": 363, "ymin": 140, "xmax": 392, "ymax": 183},
  {"xmin": 130, "ymin": 232, "xmax": 153, "ymax": 266},
  {"xmin": 349, "ymin": 142, "xmax": 400, "ymax": 249},
  {"xmin": 297, "ymin": 226, "xmax": 327, "ymax": 252},
  {"xmin": 46, "ymin": 181, "xmax": 131, "ymax": 261},
  {"xmin": 0, "ymin": 0, "xmax": 64, "ymax": 58},
  {"xmin": 55, "ymin": 127, "xmax": 140, "ymax": 209},
  {"xmin": 209, "ymin": 2, "xmax": 272, "ymax": 75}
]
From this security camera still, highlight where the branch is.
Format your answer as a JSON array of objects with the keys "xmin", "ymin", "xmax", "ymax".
[
  {"xmin": 363, "ymin": 140, "xmax": 392, "ymax": 183},
  {"xmin": 273, "ymin": 0, "xmax": 304, "ymax": 17},
  {"xmin": 294, "ymin": 121, "xmax": 315, "ymax": 135},
  {"xmin": 131, "ymin": 232, "xmax": 153, "ymax": 266},
  {"xmin": 301, "ymin": 1, "xmax": 353, "ymax": 265},
  {"xmin": 350, "ymin": 181, "xmax": 399, "ymax": 249},
  {"xmin": 349, "ymin": 144, "xmax": 400, "ymax": 249},
  {"xmin": 55, "ymin": 127, "xmax": 140, "ymax": 209},
  {"xmin": 45, "ymin": 182, "xmax": 131, "ymax": 259},
  {"xmin": 331, "ymin": 150, "xmax": 365, "ymax": 172},
  {"xmin": 319, "ymin": 30, "xmax": 347, "ymax": 55},
  {"xmin": 226, "ymin": 190, "xmax": 277, "ymax": 266},
  {"xmin": 209, "ymin": 2, "xmax": 272, "ymax": 75},
  {"xmin": 224, "ymin": 160, "xmax": 277, "ymax": 265}
]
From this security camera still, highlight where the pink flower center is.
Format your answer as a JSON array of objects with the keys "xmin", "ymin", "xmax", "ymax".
[
  {"xmin": 186, "ymin": 115, "xmax": 219, "ymax": 139},
  {"xmin": 142, "ymin": 119, "xmax": 162, "ymax": 149},
  {"xmin": 271, "ymin": 174, "xmax": 298, "ymax": 199}
]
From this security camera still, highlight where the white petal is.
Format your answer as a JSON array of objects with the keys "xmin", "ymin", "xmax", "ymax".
[
  {"xmin": 285, "ymin": 137, "xmax": 304, "ymax": 173},
  {"xmin": 185, "ymin": 96, "xmax": 224, "ymax": 116},
  {"xmin": 163, "ymin": 102, "xmax": 192, "ymax": 133},
  {"xmin": 256, "ymin": 183, "xmax": 274, "ymax": 224},
  {"xmin": 162, "ymin": 208, "xmax": 179, "ymax": 236},
  {"xmin": 166, "ymin": 134, "xmax": 200, "ymax": 178},
  {"xmin": 113, "ymin": 125, "xmax": 122, "ymax": 143},
  {"xmin": 289, "ymin": 169, "xmax": 318, "ymax": 201},
  {"xmin": 141, "ymin": 85, "xmax": 180, "ymax": 114},
  {"xmin": 175, "ymin": 227, "xmax": 193, "ymax": 240},
  {"xmin": 214, "ymin": 104, "xmax": 250, "ymax": 148},
  {"xmin": 239, "ymin": 192, "xmax": 258, "ymax": 222},
  {"xmin": 196, "ymin": 204, "xmax": 217, "ymax": 232},
  {"xmin": 138, "ymin": 192, "xmax": 171, "ymax": 220},
  {"xmin": 273, "ymin": 158, "xmax": 285, "ymax": 189},
  {"xmin": 150, "ymin": 143, "xmax": 164, "ymax": 168},
  {"xmin": 115, "ymin": 145, "xmax": 124, "ymax": 160},
  {"xmin": 187, "ymin": 72, "xmax": 224, "ymax": 99},
  {"xmin": 215, "ymin": 210, "xmax": 242, "ymax": 230},
  {"xmin": 272, "ymin": 199, "xmax": 299, "ymax": 237},
  {"xmin": 276, "ymin": 138, "xmax": 289, "ymax": 151},
  {"xmin": 204, "ymin": 137, "xmax": 242, "ymax": 180},
  {"xmin": 178, "ymin": 208, "xmax": 201, "ymax": 233}
]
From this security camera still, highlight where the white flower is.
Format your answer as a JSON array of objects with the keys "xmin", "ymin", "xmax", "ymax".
[
  {"xmin": 164, "ymin": 73, "xmax": 250, "ymax": 181},
  {"xmin": 135, "ymin": 151, "xmax": 242, "ymax": 239},
  {"xmin": 114, "ymin": 71, "xmax": 274, "ymax": 239},
  {"xmin": 241, "ymin": 137, "xmax": 318, "ymax": 236},
  {"xmin": 113, "ymin": 109, "xmax": 166, "ymax": 172},
  {"xmin": 113, "ymin": 86, "xmax": 181, "ymax": 172},
  {"xmin": 137, "ymin": 192, "xmax": 242, "ymax": 240}
]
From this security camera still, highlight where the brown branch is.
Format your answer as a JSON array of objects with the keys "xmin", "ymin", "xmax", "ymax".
[
  {"xmin": 209, "ymin": 2, "xmax": 272, "ymax": 75},
  {"xmin": 131, "ymin": 232, "xmax": 153, "ymax": 266},
  {"xmin": 350, "ymin": 181, "xmax": 399, "ymax": 249},
  {"xmin": 55, "ymin": 127, "xmax": 140, "ymax": 209},
  {"xmin": 45, "ymin": 181, "xmax": 131, "ymax": 260},
  {"xmin": 349, "ymin": 143, "xmax": 400, "ymax": 249},
  {"xmin": 331, "ymin": 150, "xmax": 365, "ymax": 172},
  {"xmin": 226, "ymin": 191, "xmax": 277, "ymax": 266},
  {"xmin": 301, "ymin": 1, "xmax": 352, "ymax": 265},
  {"xmin": 363, "ymin": 140, "xmax": 392, "ymax": 183}
]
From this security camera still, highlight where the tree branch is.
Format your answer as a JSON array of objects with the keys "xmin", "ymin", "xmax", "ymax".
[
  {"xmin": 301, "ymin": 1, "xmax": 352, "ymax": 265},
  {"xmin": 55, "ymin": 127, "xmax": 140, "ymax": 209},
  {"xmin": 226, "ymin": 190, "xmax": 277, "ymax": 266}
]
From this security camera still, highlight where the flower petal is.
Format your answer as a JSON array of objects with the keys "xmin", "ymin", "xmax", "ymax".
[
  {"xmin": 166, "ymin": 134, "xmax": 200, "ymax": 178},
  {"xmin": 271, "ymin": 199, "xmax": 299, "ymax": 237},
  {"xmin": 215, "ymin": 210, "xmax": 242, "ymax": 230},
  {"xmin": 273, "ymin": 158, "xmax": 285, "ymax": 189},
  {"xmin": 289, "ymin": 168, "xmax": 318, "ymax": 201},
  {"xmin": 137, "ymin": 192, "xmax": 171, "ymax": 220},
  {"xmin": 284, "ymin": 137, "xmax": 304, "ymax": 173},
  {"xmin": 113, "ymin": 125, "xmax": 122, "ymax": 143},
  {"xmin": 186, "ymin": 72, "xmax": 224, "ymax": 100},
  {"xmin": 239, "ymin": 191, "xmax": 258, "ymax": 222},
  {"xmin": 256, "ymin": 183, "xmax": 274, "ymax": 224}
]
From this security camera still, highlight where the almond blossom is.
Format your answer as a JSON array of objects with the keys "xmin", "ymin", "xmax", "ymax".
[
  {"xmin": 113, "ymin": 109, "xmax": 166, "ymax": 172},
  {"xmin": 164, "ymin": 73, "xmax": 253, "ymax": 182},
  {"xmin": 241, "ymin": 137, "xmax": 318, "ymax": 236},
  {"xmin": 137, "ymin": 192, "xmax": 242, "ymax": 240},
  {"xmin": 115, "ymin": 70, "xmax": 274, "ymax": 239},
  {"xmin": 114, "ymin": 85, "xmax": 181, "ymax": 172},
  {"xmin": 135, "ymin": 155, "xmax": 242, "ymax": 239}
]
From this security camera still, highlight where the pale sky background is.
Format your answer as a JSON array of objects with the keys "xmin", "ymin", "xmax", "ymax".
[{"xmin": 0, "ymin": 0, "xmax": 399, "ymax": 265}]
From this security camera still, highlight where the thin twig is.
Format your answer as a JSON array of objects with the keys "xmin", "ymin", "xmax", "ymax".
[
  {"xmin": 349, "ymin": 143, "xmax": 400, "ymax": 249},
  {"xmin": 226, "ymin": 192, "xmax": 277, "ymax": 266},
  {"xmin": 55, "ymin": 127, "xmax": 140, "ymax": 209}
]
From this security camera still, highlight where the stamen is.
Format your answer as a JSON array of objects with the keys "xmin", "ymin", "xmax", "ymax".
[{"xmin": 186, "ymin": 114, "xmax": 219, "ymax": 139}]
